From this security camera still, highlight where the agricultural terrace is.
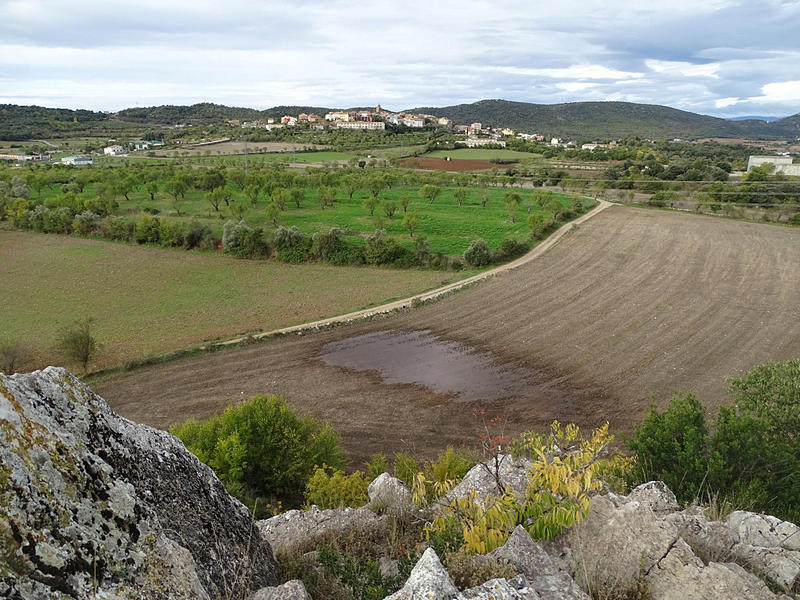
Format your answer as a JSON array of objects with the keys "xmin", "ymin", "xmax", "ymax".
[
  {"xmin": 5, "ymin": 162, "xmax": 585, "ymax": 257},
  {"xmin": 0, "ymin": 229, "xmax": 463, "ymax": 372},
  {"xmin": 426, "ymin": 148, "xmax": 542, "ymax": 160}
]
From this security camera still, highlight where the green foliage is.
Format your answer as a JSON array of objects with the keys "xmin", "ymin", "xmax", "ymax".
[
  {"xmin": 171, "ymin": 394, "xmax": 346, "ymax": 512},
  {"xmin": 626, "ymin": 361, "xmax": 800, "ymax": 522},
  {"xmin": 304, "ymin": 465, "xmax": 369, "ymax": 509},
  {"xmin": 463, "ymin": 238, "xmax": 492, "ymax": 267},
  {"xmin": 366, "ymin": 453, "xmax": 389, "ymax": 481},
  {"xmin": 392, "ymin": 452, "xmax": 420, "ymax": 487},
  {"xmin": 430, "ymin": 447, "xmax": 472, "ymax": 485},
  {"xmin": 425, "ymin": 422, "xmax": 619, "ymax": 554},
  {"xmin": 625, "ymin": 394, "xmax": 714, "ymax": 502},
  {"xmin": 222, "ymin": 219, "xmax": 269, "ymax": 258},
  {"xmin": 57, "ymin": 317, "xmax": 98, "ymax": 371}
]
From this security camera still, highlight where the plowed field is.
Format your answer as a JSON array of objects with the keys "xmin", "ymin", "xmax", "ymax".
[{"xmin": 96, "ymin": 206, "xmax": 800, "ymax": 464}]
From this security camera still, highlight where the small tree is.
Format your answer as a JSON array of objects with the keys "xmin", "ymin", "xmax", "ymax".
[
  {"xmin": 504, "ymin": 191, "xmax": 521, "ymax": 223},
  {"xmin": 402, "ymin": 211, "xmax": 419, "ymax": 237},
  {"xmin": 420, "ymin": 184, "xmax": 441, "ymax": 204},
  {"xmin": 478, "ymin": 189, "xmax": 489, "ymax": 208},
  {"xmin": 382, "ymin": 200, "xmax": 397, "ymax": 220},
  {"xmin": 463, "ymin": 238, "xmax": 492, "ymax": 266},
  {"xmin": 399, "ymin": 194, "xmax": 411, "ymax": 213},
  {"xmin": 57, "ymin": 318, "xmax": 98, "ymax": 372},
  {"xmin": 362, "ymin": 196, "xmax": 378, "ymax": 216},
  {"xmin": 290, "ymin": 188, "xmax": 304, "ymax": 208},
  {"xmin": 454, "ymin": 188, "xmax": 469, "ymax": 206},
  {"xmin": 144, "ymin": 180, "xmax": 158, "ymax": 202}
]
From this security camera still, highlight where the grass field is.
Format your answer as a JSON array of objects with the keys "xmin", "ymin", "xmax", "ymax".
[
  {"xmin": 0, "ymin": 230, "xmax": 467, "ymax": 372},
  {"xmin": 426, "ymin": 148, "xmax": 540, "ymax": 160},
  {"xmin": 32, "ymin": 180, "xmax": 577, "ymax": 256}
]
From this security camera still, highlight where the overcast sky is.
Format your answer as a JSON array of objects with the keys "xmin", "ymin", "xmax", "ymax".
[{"xmin": 1, "ymin": 0, "xmax": 798, "ymax": 118}]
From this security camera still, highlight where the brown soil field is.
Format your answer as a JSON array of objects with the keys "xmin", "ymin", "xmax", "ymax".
[
  {"xmin": 399, "ymin": 157, "xmax": 498, "ymax": 171},
  {"xmin": 95, "ymin": 206, "xmax": 800, "ymax": 465}
]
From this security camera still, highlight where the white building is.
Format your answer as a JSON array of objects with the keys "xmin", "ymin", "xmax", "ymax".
[
  {"xmin": 550, "ymin": 137, "xmax": 561, "ymax": 146},
  {"xmin": 61, "ymin": 156, "xmax": 93, "ymax": 166},
  {"xmin": 402, "ymin": 117, "xmax": 424, "ymax": 128},
  {"xmin": 464, "ymin": 138, "xmax": 506, "ymax": 148},
  {"xmin": 747, "ymin": 155, "xmax": 800, "ymax": 175},
  {"xmin": 325, "ymin": 111, "xmax": 350, "ymax": 122},
  {"xmin": 336, "ymin": 121, "xmax": 386, "ymax": 130},
  {"xmin": 469, "ymin": 122, "xmax": 482, "ymax": 134},
  {"xmin": 103, "ymin": 145, "xmax": 125, "ymax": 156}
]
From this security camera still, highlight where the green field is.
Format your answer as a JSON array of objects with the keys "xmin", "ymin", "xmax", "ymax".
[
  {"xmin": 0, "ymin": 230, "xmax": 467, "ymax": 372},
  {"xmin": 30, "ymin": 178, "xmax": 576, "ymax": 256},
  {"xmin": 426, "ymin": 148, "xmax": 539, "ymax": 160}
]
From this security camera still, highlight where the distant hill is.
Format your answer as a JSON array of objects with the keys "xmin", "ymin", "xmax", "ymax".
[
  {"xmin": 727, "ymin": 115, "xmax": 782, "ymax": 122},
  {"xmin": 407, "ymin": 99, "xmax": 798, "ymax": 140},
  {"xmin": 2, "ymin": 100, "xmax": 798, "ymax": 141}
]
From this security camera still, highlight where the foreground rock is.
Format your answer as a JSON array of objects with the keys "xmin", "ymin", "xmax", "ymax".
[
  {"xmin": 256, "ymin": 504, "xmax": 384, "ymax": 555},
  {"xmin": 448, "ymin": 454, "xmax": 532, "ymax": 503},
  {"xmin": 550, "ymin": 482, "xmax": 796, "ymax": 599},
  {"xmin": 0, "ymin": 367, "xmax": 280, "ymax": 599},
  {"xmin": 368, "ymin": 472, "xmax": 414, "ymax": 511}
]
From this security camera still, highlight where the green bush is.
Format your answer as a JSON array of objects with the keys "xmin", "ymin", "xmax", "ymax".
[
  {"xmin": 184, "ymin": 221, "xmax": 217, "ymax": 250},
  {"xmin": 305, "ymin": 465, "xmax": 369, "ymax": 509},
  {"xmin": 222, "ymin": 219, "xmax": 269, "ymax": 258},
  {"xmin": 135, "ymin": 214, "xmax": 160, "ymax": 244},
  {"xmin": 392, "ymin": 452, "xmax": 419, "ymax": 487},
  {"xmin": 463, "ymin": 238, "xmax": 492, "ymax": 267},
  {"xmin": 171, "ymin": 395, "xmax": 346, "ymax": 512},
  {"xmin": 365, "ymin": 453, "xmax": 389, "ymax": 481},
  {"xmin": 626, "ymin": 360, "xmax": 800, "ymax": 522},
  {"xmin": 625, "ymin": 393, "xmax": 714, "ymax": 502}
]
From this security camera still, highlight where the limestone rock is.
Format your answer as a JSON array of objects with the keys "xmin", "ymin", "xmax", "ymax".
[
  {"xmin": 448, "ymin": 455, "xmax": 532, "ymax": 503},
  {"xmin": 489, "ymin": 526, "xmax": 589, "ymax": 600},
  {"xmin": 646, "ymin": 537, "xmax": 780, "ymax": 600},
  {"xmin": 384, "ymin": 547, "xmax": 460, "ymax": 600},
  {"xmin": 368, "ymin": 472, "xmax": 413, "ymax": 510},
  {"xmin": 460, "ymin": 576, "xmax": 541, "ymax": 599},
  {"xmin": 250, "ymin": 579, "xmax": 311, "ymax": 600},
  {"xmin": 627, "ymin": 481, "xmax": 679, "ymax": 515},
  {"xmin": 0, "ymin": 368, "xmax": 280, "ymax": 599},
  {"xmin": 257, "ymin": 504, "xmax": 383, "ymax": 554}
]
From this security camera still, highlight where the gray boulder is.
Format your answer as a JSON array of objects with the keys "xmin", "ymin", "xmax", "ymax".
[
  {"xmin": 489, "ymin": 526, "xmax": 589, "ymax": 600},
  {"xmin": 384, "ymin": 547, "xmax": 460, "ymax": 600},
  {"xmin": 368, "ymin": 472, "xmax": 413, "ymax": 510},
  {"xmin": 0, "ymin": 367, "xmax": 280, "ymax": 599},
  {"xmin": 447, "ymin": 454, "xmax": 532, "ymax": 503},
  {"xmin": 250, "ymin": 579, "xmax": 311, "ymax": 600},
  {"xmin": 460, "ymin": 576, "xmax": 541, "ymax": 599},
  {"xmin": 257, "ymin": 504, "xmax": 383, "ymax": 554}
]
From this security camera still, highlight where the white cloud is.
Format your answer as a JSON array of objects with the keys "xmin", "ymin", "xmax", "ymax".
[
  {"xmin": 492, "ymin": 65, "xmax": 642, "ymax": 80},
  {"xmin": 715, "ymin": 97, "xmax": 742, "ymax": 108},
  {"xmin": 645, "ymin": 60, "xmax": 720, "ymax": 77}
]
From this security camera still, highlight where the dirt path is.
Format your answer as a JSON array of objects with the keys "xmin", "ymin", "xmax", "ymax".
[{"xmin": 96, "ymin": 205, "xmax": 800, "ymax": 466}]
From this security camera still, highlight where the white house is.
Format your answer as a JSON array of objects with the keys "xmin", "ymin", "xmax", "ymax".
[
  {"xmin": 464, "ymin": 138, "xmax": 506, "ymax": 148},
  {"xmin": 336, "ymin": 121, "xmax": 385, "ymax": 130},
  {"xmin": 325, "ymin": 111, "xmax": 350, "ymax": 122},
  {"xmin": 103, "ymin": 145, "xmax": 125, "ymax": 156},
  {"xmin": 402, "ymin": 117, "xmax": 424, "ymax": 128}
]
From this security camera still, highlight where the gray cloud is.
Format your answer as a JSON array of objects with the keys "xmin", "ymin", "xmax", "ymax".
[{"xmin": 0, "ymin": 0, "xmax": 798, "ymax": 117}]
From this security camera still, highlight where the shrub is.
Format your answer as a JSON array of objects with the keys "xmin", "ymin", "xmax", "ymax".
[
  {"xmin": 443, "ymin": 551, "xmax": 517, "ymax": 590},
  {"xmin": 624, "ymin": 394, "xmax": 714, "ymax": 502},
  {"xmin": 184, "ymin": 221, "xmax": 217, "ymax": 250},
  {"xmin": 527, "ymin": 211, "xmax": 554, "ymax": 239},
  {"xmin": 222, "ymin": 219, "xmax": 269, "ymax": 258},
  {"xmin": 135, "ymin": 214, "xmax": 160, "ymax": 244},
  {"xmin": 366, "ymin": 453, "xmax": 389, "ymax": 481},
  {"xmin": 274, "ymin": 226, "xmax": 311, "ymax": 263},
  {"xmin": 364, "ymin": 229, "xmax": 406, "ymax": 266},
  {"xmin": 104, "ymin": 217, "xmax": 135, "ymax": 242},
  {"xmin": 463, "ymin": 238, "xmax": 492, "ymax": 267},
  {"xmin": 73, "ymin": 210, "xmax": 100, "ymax": 235},
  {"xmin": 158, "ymin": 219, "xmax": 185, "ymax": 247},
  {"xmin": 57, "ymin": 317, "xmax": 98, "ymax": 372},
  {"xmin": 392, "ymin": 452, "xmax": 420, "ymax": 487},
  {"xmin": 304, "ymin": 465, "xmax": 369, "ymax": 509},
  {"xmin": 498, "ymin": 237, "xmax": 528, "ymax": 260},
  {"xmin": 171, "ymin": 395, "xmax": 346, "ymax": 512}
]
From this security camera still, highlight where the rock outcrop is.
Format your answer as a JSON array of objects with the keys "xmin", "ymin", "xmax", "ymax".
[
  {"xmin": 447, "ymin": 454, "xmax": 532, "ymax": 503},
  {"xmin": 0, "ymin": 367, "xmax": 280, "ymax": 599},
  {"xmin": 368, "ymin": 472, "xmax": 413, "ymax": 511}
]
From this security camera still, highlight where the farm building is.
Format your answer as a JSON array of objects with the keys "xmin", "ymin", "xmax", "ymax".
[
  {"xmin": 61, "ymin": 156, "xmax": 93, "ymax": 166},
  {"xmin": 103, "ymin": 145, "xmax": 125, "ymax": 156},
  {"xmin": 747, "ymin": 155, "xmax": 800, "ymax": 176}
]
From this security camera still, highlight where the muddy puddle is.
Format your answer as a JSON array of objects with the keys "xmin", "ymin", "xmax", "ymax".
[{"xmin": 319, "ymin": 330, "xmax": 539, "ymax": 402}]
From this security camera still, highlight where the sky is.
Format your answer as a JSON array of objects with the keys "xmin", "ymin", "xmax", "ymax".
[{"xmin": 1, "ymin": 0, "xmax": 798, "ymax": 118}]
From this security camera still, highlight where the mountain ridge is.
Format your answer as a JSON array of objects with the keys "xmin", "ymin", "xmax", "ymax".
[{"xmin": 2, "ymin": 99, "xmax": 799, "ymax": 141}]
